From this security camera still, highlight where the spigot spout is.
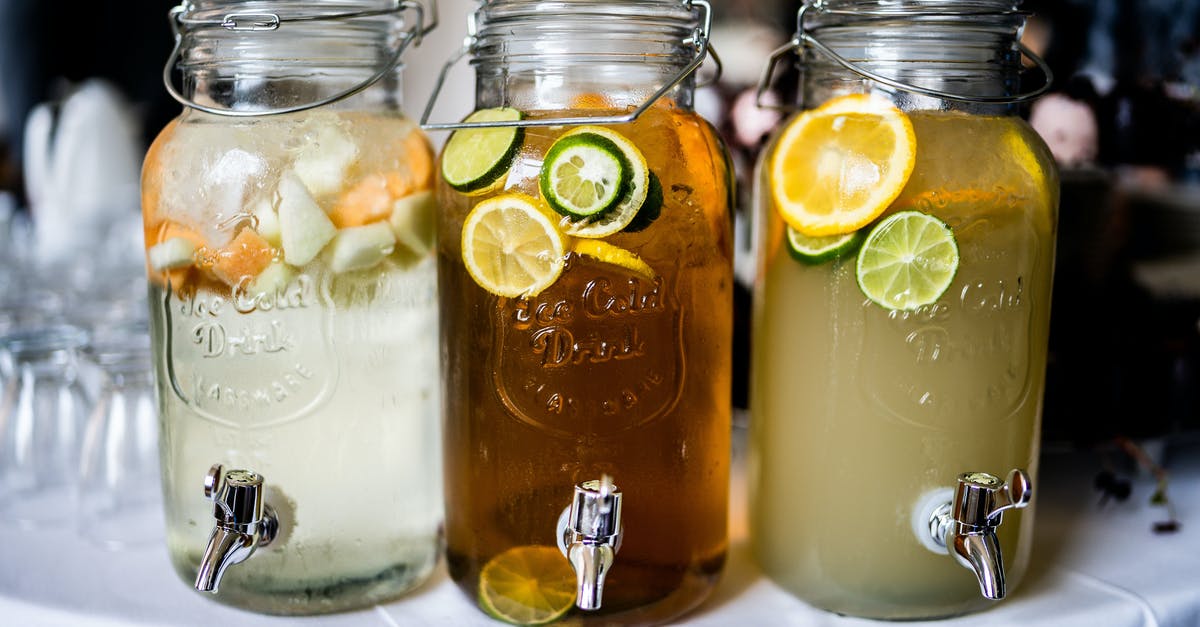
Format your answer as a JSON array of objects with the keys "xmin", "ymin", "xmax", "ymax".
[
  {"xmin": 922, "ymin": 469, "xmax": 1032, "ymax": 601},
  {"xmin": 568, "ymin": 543, "xmax": 615, "ymax": 610},
  {"xmin": 195, "ymin": 526, "xmax": 257, "ymax": 592},
  {"xmin": 193, "ymin": 464, "xmax": 278, "ymax": 594},
  {"xmin": 948, "ymin": 528, "xmax": 1005, "ymax": 599},
  {"xmin": 557, "ymin": 476, "xmax": 623, "ymax": 611}
]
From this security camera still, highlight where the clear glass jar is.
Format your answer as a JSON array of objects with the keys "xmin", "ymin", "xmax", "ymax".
[
  {"xmin": 141, "ymin": 1, "xmax": 441, "ymax": 614},
  {"xmin": 431, "ymin": 1, "xmax": 733, "ymax": 623},
  {"xmin": 749, "ymin": 0, "xmax": 1059, "ymax": 620}
]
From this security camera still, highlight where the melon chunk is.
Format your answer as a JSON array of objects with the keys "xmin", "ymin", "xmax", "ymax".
[
  {"xmin": 325, "ymin": 222, "xmax": 396, "ymax": 273},
  {"xmin": 388, "ymin": 190, "xmax": 436, "ymax": 259},
  {"xmin": 291, "ymin": 118, "xmax": 358, "ymax": 197},
  {"xmin": 148, "ymin": 237, "xmax": 196, "ymax": 271},
  {"xmin": 251, "ymin": 197, "xmax": 282, "ymax": 247},
  {"xmin": 277, "ymin": 172, "xmax": 337, "ymax": 267}
]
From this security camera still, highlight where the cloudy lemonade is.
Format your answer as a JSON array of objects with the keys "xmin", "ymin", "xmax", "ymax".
[{"xmin": 750, "ymin": 110, "xmax": 1057, "ymax": 618}]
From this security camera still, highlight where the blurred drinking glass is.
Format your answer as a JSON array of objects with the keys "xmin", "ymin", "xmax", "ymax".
[
  {"xmin": 0, "ymin": 325, "xmax": 90, "ymax": 528},
  {"xmin": 77, "ymin": 321, "xmax": 160, "ymax": 548}
]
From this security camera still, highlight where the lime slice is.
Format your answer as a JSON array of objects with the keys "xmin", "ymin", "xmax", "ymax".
[
  {"xmin": 557, "ymin": 126, "xmax": 650, "ymax": 238},
  {"xmin": 855, "ymin": 210, "xmax": 959, "ymax": 311},
  {"xmin": 540, "ymin": 132, "xmax": 629, "ymax": 220},
  {"xmin": 479, "ymin": 545, "xmax": 576, "ymax": 626},
  {"xmin": 786, "ymin": 225, "xmax": 863, "ymax": 265},
  {"xmin": 622, "ymin": 171, "xmax": 663, "ymax": 233},
  {"xmin": 461, "ymin": 193, "xmax": 567, "ymax": 298},
  {"xmin": 442, "ymin": 107, "xmax": 524, "ymax": 193},
  {"xmin": 573, "ymin": 239, "xmax": 656, "ymax": 280}
]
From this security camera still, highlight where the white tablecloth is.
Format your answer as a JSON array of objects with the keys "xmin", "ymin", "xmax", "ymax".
[{"xmin": 2, "ymin": 437, "xmax": 1197, "ymax": 627}]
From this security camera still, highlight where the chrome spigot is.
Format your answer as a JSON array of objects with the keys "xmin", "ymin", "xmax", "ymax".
[
  {"xmin": 194, "ymin": 464, "xmax": 278, "ymax": 593},
  {"xmin": 922, "ymin": 469, "xmax": 1032, "ymax": 600},
  {"xmin": 556, "ymin": 476, "xmax": 623, "ymax": 611}
]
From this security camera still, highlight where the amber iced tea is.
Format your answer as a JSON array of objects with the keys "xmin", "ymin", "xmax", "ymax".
[{"xmin": 439, "ymin": 105, "xmax": 732, "ymax": 622}]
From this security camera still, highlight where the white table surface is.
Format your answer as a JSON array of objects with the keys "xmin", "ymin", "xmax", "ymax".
[{"xmin": 2, "ymin": 436, "xmax": 1197, "ymax": 627}]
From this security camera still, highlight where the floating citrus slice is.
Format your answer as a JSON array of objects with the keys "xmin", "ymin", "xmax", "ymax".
[
  {"xmin": 461, "ymin": 193, "xmax": 566, "ymax": 298},
  {"xmin": 573, "ymin": 239, "xmax": 656, "ymax": 281},
  {"xmin": 442, "ymin": 107, "xmax": 524, "ymax": 193},
  {"xmin": 478, "ymin": 545, "xmax": 577, "ymax": 626},
  {"xmin": 540, "ymin": 132, "xmax": 629, "ymax": 220},
  {"xmin": 557, "ymin": 126, "xmax": 650, "ymax": 238},
  {"xmin": 785, "ymin": 225, "xmax": 863, "ymax": 265},
  {"xmin": 770, "ymin": 93, "xmax": 916, "ymax": 237},
  {"xmin": 855, "ymin": 210, "xmax": 960, "ymax": 311}
]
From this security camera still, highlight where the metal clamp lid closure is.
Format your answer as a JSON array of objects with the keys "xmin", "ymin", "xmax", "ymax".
[
  {"xmin": 420, "ymin": 0, "xmax": 722, "ymax": 131},
  {"xmin": 755, "ymin": 1, "xmax": 1054, "ymax": 110},
  {"xmin": 163, "ymin": 0, "xmax": 438, "ymax": 117}
]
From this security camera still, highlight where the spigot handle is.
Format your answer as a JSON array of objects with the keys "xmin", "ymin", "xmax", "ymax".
[
  {"xmin": 991, "ymin": 469, "xmax": 1032, "ymax": 519},
  {"xmin": 953, "ymin": 469, "xmax": 1032, "ymax": 528}
]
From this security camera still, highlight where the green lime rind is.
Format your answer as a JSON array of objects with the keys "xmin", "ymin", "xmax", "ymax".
[
  {"xmin": 855, "ymin": 210, "xmax": 960, "ymax": 311},
  {"xmin": 785, "ymin": 225, "xmax": 863, "ymax": 265},
  {"xmin": 622, "ymin": 171, "xmax": 663, "ymax": 233},
  {"xmin": 441, "ymin": 107, "xmax": 525, "ymax": 192},
  {"xmin": 540, "ymin": 132, "xmax": 631, "ymax": 220}
]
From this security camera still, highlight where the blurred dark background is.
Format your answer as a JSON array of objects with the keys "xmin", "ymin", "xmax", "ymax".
[{"xmin": 1, "ymin": 0, "xmax": 1198, "ymax": 447}]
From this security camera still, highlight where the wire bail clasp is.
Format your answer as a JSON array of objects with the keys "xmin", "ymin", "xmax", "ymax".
[
  {"xmin": 755, "ymin": 0, "xmax": 1054, "ymax": 111},
  {"xmin": 163, "ymin": 0, "xmax": 440, "ymax": 117},
  {"xmin": 420, "ymin": 0, "xmax": 722, "ymax": 131}
]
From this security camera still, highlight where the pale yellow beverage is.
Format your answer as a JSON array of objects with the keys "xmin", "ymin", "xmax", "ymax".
[{"xmin": 749, "ymin": 111, "xmax": 1058, "ymax": 619}]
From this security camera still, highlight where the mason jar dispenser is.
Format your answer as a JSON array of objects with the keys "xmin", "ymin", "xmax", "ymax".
[
  {"xmin": 749, "ymin": 0, "xmax": 1058, "ymax": 619},
  {"xmin": 142, "ymin": 0, "xmax": 443, "ymax": 614},
  {"xmin": 424, "ymin": 1, "xmax": 734, "ymax": 623}
]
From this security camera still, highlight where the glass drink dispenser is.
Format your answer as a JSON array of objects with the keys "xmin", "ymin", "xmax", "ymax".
[
  {"xmin": 749, "ymin": 0, "xmax": 1059, "ymax": 619},
  {"xmin": 142, "ymin": 1, "xmax": 443, "ymax": 614},
  {"xmin": 425, "ymin": 0, "xmax": 734, "ymax": 623}
]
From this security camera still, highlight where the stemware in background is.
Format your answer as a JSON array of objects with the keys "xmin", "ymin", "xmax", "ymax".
[
  {"xmin": 0, "ymin": 324, "xmax": 91, "ymax": 528},
  {"xmin": 77, "ymin": 320, "xmax": 160, "ymax": 549}
]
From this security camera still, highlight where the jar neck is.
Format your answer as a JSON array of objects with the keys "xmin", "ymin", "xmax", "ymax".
[
  {"xmin": 802, "ymin": 0, "xmax": 1026, "ymax": 113},
  {"xmin": 472, "ymin": 0, "xmax": 700, "ymax": 113},
  {"xmin": 176, "ymin": 1, "xmax": 411, "ymax": 114}
]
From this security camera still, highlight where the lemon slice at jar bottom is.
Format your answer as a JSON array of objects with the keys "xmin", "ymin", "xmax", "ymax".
[
  {"xmin": 573, "ymin": 239, "xmax": 656, "ymax": 280},
  {"xmin": 785, "ymin": 225, "xmax": 863, "ymax": 265},
  {"xmin": 770, "ymin": 94, "xmax": 916, "ymax": 237},
  {"xmin": 479, "ymin": 545, "xmax": 577, "ymax": 626},
  {"xmin": 856, "ymin": 211, "xmax": 959, "ymax": 311},
  {"xmin": 558, "ymin": 126, "xmax": 650, "ymax": 238},
  {"xmin": 442, "ymin": 107, "xmax": 524, "ymax": 193},
  {"xmin": 462, "ymin": 194, "xmax": 566, "ymax": 298}
]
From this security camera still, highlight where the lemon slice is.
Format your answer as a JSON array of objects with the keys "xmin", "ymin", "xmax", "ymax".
[
  {"xmin": 785, "ymin": 225, "xmax": 863, "ymax": 265},
  {"xmin": 558, "ymin": 126, "xmax": 650, "ymax": 238},
  {"xmin": 461, "ymin": 193, "xmax": 567, "ymax": 298},
  {"xmin": 855, "ymin": 210, "xmax": 959, "ymax": 311},
  {"xmin": 771, "ymin": 93, "xmax": 916, "ymax": 237},
  {"xmin": 479, "ymin": 545, "xmax": 577, "ymax": 626},
  {"xmin": 573, "ymin": 239, "xmax": 656, "ymax": 281},
  {"xmin": 442, "ymin": 107, "xmax": 524, "ymax": 193}
]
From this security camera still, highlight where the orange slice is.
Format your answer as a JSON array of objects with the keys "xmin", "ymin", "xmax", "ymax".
[{"xmin": 770, "ymin": 93, "xmax": 916, "ymax": 237}]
